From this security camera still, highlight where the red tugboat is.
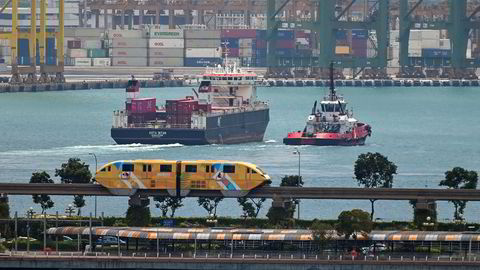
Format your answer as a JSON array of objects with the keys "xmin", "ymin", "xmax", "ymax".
[{"xmin": 283, "ymin": 63, "xmax": 372, "ymax": 146}]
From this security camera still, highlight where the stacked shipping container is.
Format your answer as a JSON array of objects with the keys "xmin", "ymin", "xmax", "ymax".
[
  {"xmin": 109, "ymin": 30, "xmax": 147, "ymax": 67},
  {"xmin": 184, "ymin": 30, "xmax": 221, "ymax": 67},
  {"xmin": 146, "ymin": 27, "xmax": 185, "ymax": 67}
]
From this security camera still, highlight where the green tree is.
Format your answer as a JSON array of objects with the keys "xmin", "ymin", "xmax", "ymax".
[
  {"xmin": 354, "ymin": 152, "xmax": 397, "ymax": 220},
  {"xmin": 280, "ymin": 175, "xmax": 303, "ymax": 187},
  {"xmin": 0, "ymin": 198, "xmax": 9, "ymax": 219},
  {"xmin": 439, "ymin": 167, "xmax": 478, "ymax": 220},
  {"xmin": 198, "ymin": 197, "xmax": 223, "ymax": 217},
  {"xmin": 335, "ymin": 209, "xmax": 372, "ymax": 240},
  {"xmin": 29, "ymin": 171, "xmax": 54, "ymax": 214},
  {"xmin": 154, "ymin": 197, "xmax": 184, "ymax": 218},
  {"xmin": 126, "ymin": 205, "xmax": 151, "ymax": 227},
  {"xmin": 311, "ymin": 220, "xmax": 334, "ymax": 251},
  {"xmin": 55, "ymin": 158, "xmax": 92, "ymax": 216},
  {"xmin": 237, "ymin": 197, "xmax": 266, "ymax": 218}
]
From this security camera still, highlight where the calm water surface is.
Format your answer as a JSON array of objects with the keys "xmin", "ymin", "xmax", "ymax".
[{"xmin": 1, "ymin": 86, "xmax": 479, "ymax": 221}]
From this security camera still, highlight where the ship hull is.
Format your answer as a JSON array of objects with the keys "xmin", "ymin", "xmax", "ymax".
[
  {"xmin": 283, "ymin": 136, "xmax": 367, "ymax": 146},
  {"xmin": 112, "ymin": 109, "xmax": 269, "ymax": 145}
]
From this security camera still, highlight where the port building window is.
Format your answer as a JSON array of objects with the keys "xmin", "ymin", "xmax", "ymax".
[
  {"xmin": 185, "ymin": 165, "xmax": 197, "ymax": 173},
  {"xmin": 143, "ymin": 164, "xmax": 152, "ymax": 172},
  {"xmin": 122, "ymin": 164, "xmax": 134, "ymax": 172},
  {"xmin": 160, "ymin": 165, "xmax": 172, "ymax": 172},
  {"xmin": 223, "ymin": 165, "xmax": 235, "ymax": 173}
]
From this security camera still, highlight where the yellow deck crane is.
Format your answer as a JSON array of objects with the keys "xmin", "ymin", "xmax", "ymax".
[{"xmin": 1, "ymin": 0, "xmax": 64, "ymax": 84}]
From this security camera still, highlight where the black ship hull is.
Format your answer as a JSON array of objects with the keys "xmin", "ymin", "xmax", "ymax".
[
  {"xmin": 283, "ymin": 136, "xmax": 367, "ymax": 146},
  {"xmin": 112, "ymin": 109, "xmax": 269, "ymax": 145}
]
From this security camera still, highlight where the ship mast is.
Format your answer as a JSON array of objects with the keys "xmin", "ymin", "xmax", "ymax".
[{"xmin": 329, "ymin": 62, "xmax": 336, "ymax": 101}]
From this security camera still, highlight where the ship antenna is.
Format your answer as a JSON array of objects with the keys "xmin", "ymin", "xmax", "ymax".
[
  {"xmin": 222, "ymin": 41, "xmax": 229, "ymax": 72},
  {"xmin": 329, "ymin": 62, "xmax": 335, "ymax": 100}
]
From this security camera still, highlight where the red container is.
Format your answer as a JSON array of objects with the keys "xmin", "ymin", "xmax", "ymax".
[
  {"xmin": 223, "ymin": 47, "xmax": 239, "ymax": 57},
  {"xmin": 276, "ymin": 40, "xmax": 295, "ymax": 49},
  {"xmin": 131, "ymin": 98, "xmax": 156, "ymax": 113},
  {"xmin": 221, "ymin": 29, "xmax": 257, "ymax": 38},
  {"xmin": 295, "ymin": 30, "xmax": 310, "ymax": 39},
  {"xmin": 198, "ymin": 104, "xmax": 212, "ymax": 112}
]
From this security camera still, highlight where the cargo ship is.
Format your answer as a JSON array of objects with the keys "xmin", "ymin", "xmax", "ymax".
[
  {"xmin": 283, "ymin": 63, "xmax": 371, "ymax": 146},
  {"xmin": 111, "ymin": 65, "xmax": 269, "ymax": 145}
]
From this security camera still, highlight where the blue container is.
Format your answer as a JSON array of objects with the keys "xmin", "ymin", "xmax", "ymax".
[
  {"xmin": 184, "ymin": 57, "xmax": 222, "ymax": 67},
  {"xmin": 336, "ymin": 30, "xmax": 347, "ymax": 40},
  {"xmin": 275, "ymin": 48, "xmax": 294, "ymax": 57},
  {"xmin": 255, "ymin": 58, "xmax": 267, "ymax": 67},
  {"xmin": 277, "ymin": 30, "xmax": 294, "ymax": 40},
  {"xmin": 256, "ymin": 30, "xmax": 267, "ymax": 39},
  {"xmin": 221, "ymin": 38, "xmax": 239, "ymax": 48},
  {"xmin": 422, "ymin": 48, "xmax": 451, "ymax": 58},
  {"xmin": 352, "ymin": 29, "xmax": 368, "ymax": 39},
  {"xmin": 255, "ymin": 48, "xmax": 267, "ymax": 57}
]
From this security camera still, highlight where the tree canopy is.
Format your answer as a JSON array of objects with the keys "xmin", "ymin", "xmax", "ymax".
[
  {"xmin": 280, "ymin": 175, "xmax": 304, "ymax": 187},
  {"xmin": 439, "ymin": 167, "xmax": 478, "ymax": 220},
  {"xmin": 237, "ymin": 197, "xmax": 266, "ymax": 218},
  {"xmin": 335, "ymin": 209, "xmax": 373, "ymax": 240},
  {"xmin": 197, "ymin": 197, "xmax": 223, "ymax": 217},
  {"xmin": 126, "ymin": 205, "xmax": 151, "ymax": 227},
  {"xmin": 154, "ymin": 196, "xmax": 184, "ymax": 218},
  {"xmin": 354, "ymin": 152, "xmax": 397, "ymax": 220},
  {"xmin": 29, "ymin": 171, "xmax": 54, "ymax": 214}
]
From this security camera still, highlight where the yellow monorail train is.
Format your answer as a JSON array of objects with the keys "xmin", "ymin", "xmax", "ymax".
[{"xmin": 95, "ymin": 160, "xmax": 271, "ymax": 196}]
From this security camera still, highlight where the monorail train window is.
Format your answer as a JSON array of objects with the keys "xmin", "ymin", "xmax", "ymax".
[
  {"xmin": 185, "ymin": 165, "xmax": 197, "ymax": 173},
  {"xmin": 160, "ymin": 165, "xmax": 172, "ymax": 172},
  {"xmin": 206, "ymin": 165, "xmax": 210, "ymax": 173},
  {"xmin": 100, "ymin": 168, "xmax": 106, "ymax": 172},
  {"xmin": 108, "ymin": 166, "xmax": 111, "ymax": 172},
  {"xmin": 142, "ymin": 164, "xmax": 152, "ymax": 172},
  {"xmin": 252, "ymin": 170, "xmax": 257, "ymax": 174},
  {"xmin": 223, "ymin": 165, "xmax": 235, "ymax": 173},
  {"xmin": 247, "ymin": 168, "xmax": 250, "ymax": 173},
  {"xmin": 122, "ymin": 164, "xmax": 134, "ymax": 172}
]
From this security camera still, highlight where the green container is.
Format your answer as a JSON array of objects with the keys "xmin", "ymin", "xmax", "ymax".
[{"xmin": 88, "ymin": 49, "xmax": 108, "ymax": 58}]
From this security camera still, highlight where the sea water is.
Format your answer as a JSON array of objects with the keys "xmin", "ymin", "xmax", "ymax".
[{"xmin": 1, "ymin": 86, "xmax": 479, "ymax": 221}]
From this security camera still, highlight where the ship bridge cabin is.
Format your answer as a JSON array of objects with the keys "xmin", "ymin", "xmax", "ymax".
[
  {"xmin": 197, "ymin": 66, "xmax": 258, "ymax": 108},
  {"xmin": 320, "ymin": 100, "xmax": 347, "ymax": 114}
]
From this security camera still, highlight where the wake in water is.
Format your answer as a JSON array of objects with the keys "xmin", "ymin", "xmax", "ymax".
[{"xmin": 0, "ymin": 143, "xmax": 184, "ymax": 157}]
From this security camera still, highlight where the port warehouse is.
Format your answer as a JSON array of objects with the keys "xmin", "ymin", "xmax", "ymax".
[
  {"xmin": 39, "ymin": 227, "xmax": 480, "ymax": 254},
  {"xmin": 1, "ymin": 27, "xmax": 476, "ymax": 69}
]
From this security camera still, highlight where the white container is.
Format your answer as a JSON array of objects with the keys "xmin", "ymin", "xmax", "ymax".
[
  {"xmin": 439, "ymin": 39, "xmax": 451, "ymax": 50},
  {"xmin": 421, "ymin": 39, "xmax": 439, "ymax": 49},
  {"xmin": 185, "ymin": 48, "xmax": 220, "ymax": 58},
  {"xmin": 148, "ymin": 57, "xmax": 184, "ymax": 67},
  {"xmin": 239, "ymin": 38, "xmax": 253, "ymax": 48},
  {"xmin": 410, "ymin": 30, "xmax": 422, "ymax": 40},
  {"xmin": 83, "ymin": 40, "xmax": 102, "ymax": 49},
  {"xmin": 74, "ymin": 28, "xmax": 105, "ymax": 38},
  {"xmin": 409, "ymin": 40, "xmax": 422, "ymax": 50},
  {"xmin": 112, "ymin": 57, "xmax": 147, "ymax": 66},
  {"xmin": 108, "ymin": 29, "xmax": 143, "ymax": 39},
  {"xmin": 421, "ymin": 30, "xmax": 440, "ymax": 40},
  {"xmin": 112, "ymin": 48, "xmax": 148, "ymax": 57},
  {"xmin": 144, "ymin": 29, "xmax": 184, "ymax": 39},
  {"xmin": 74, "ymin": 58, "xmax": 92, "ymax": 66},
  {"xmin": 149, "ymin": 48, "xmax": 184, "ymax": 58},
  {"xmin": 408, "ymin": 48, "xmax": 422, "ymax": 57},
  {"xmin": 67, "ymin": 48, "xmax": 88, "ymax": 58},
  {"xmin": 93, "ymin": 58, "xmax": 111, "ymax": 66},
  {"xmin": 185, "ymin": 30, "xmax": 221, "ymax": 39},
  {"xmin": 112, "ymin": 38, "xmax": 148, "ymax": 48},
  {"xmin": 148, "ymin": 39, "xmax": 184, "ymax": 48},
  {"xmin": 185, "ymin": 39, "xmax": 220, "ymax": 48},
  {"xmin": 390, "ymin": 30, "xmax": 399, "ymax": 42}
]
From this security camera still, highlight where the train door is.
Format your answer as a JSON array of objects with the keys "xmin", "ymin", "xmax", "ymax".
[
  {"xmin": 141, "ymin": 163, "xmax": 153, "ymax": 188},
  {"xmin": 175, "ymin": 161, "xmax": 182, "ymax": 197},
  {"xmin": 204, "ymin": 162, "xmax": 213, "ymax": 189},
  {"xmin": 245, "ymin": 166, "xmax": 252, "ymax": 190}
]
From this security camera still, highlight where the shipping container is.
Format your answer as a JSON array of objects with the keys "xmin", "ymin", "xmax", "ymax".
[
  {"xmin": 239, "ymin": 47, "xmax": 253, "ymax": 57},
  {"xmin": 144, "ymin": 29, "xmax": 184, "ymax": 39},
  {"xmin": 148, "ymin": 39, "xmax": 184, "ymax": 48},
  {"xmin": 221, "ymin": 29, "xmax": 256, "ymax": 39},
  {"xmin": 92, "ymin": 58, "xmax": 111, "ymax": 66},
  {"xmin": 220, "ymin": 38, "xmax": 239, "ymax": 48},
  {"xmin": 83, "ymin": 40, "xmax": 102, "ymax": 49},
  {"xmin": 352, "ymin": 29, "xmax": 368, "ymax": 39},
  {"xmin": 108, "ymin": 29, "xmax": 143, "ymax": 39},
  {"xmin": 184, "ymin": 57, "xmax": 222, "ymax": 67},
  {"xmin": 421, "ymin": 30, "xmax": 440, "ymax": 40},
  {"xmin": 74, "ymin": 58, "xmax": 92, "ymax": 66},
  {"xmin": 408, "ymin": 48, "xmax": 422, "ymax": 57},
  {"xmin": 223, "ymin": 47, "xmax": 239, "ymax": 57},
  {"xmin": 148, "ymin": 57, "xmax": 184, "ymax": 67},
  {"xmin": 335, "ymin": 46, "xmax": 350, "ymax": 55},
  {"xmin": 112, "ymin": 57, "xmax": 148, "ymax": 66},
  {"xmin": 276, "ymin": 40, "xmax": 295, "ymax": 49},
  {"xmin": 275, "ymin": 48, "xmax": 294, "ymax": 57},
  {"xmin": 67, "ymin": 48, "xmax": 88, "ymax": 58},
  {"xmin": 256, "ymin": 30, "xmax": 267, "ymax": 39},
  {"xmin": 422, "ymin": 48, "xmax": 451, "ymax": 58},
  {"xmin": 255, "ymin": 48, "xmax": 267, "ymax": 57},
  {"xmin": 336, "ymin": 30, "xmax": 347, "ymax": 40},
  {"xmin": 88, "ymin": 48, "xmax": 108, "ymax": 58},
  {"xmin": 410, "ymin": 30, "xmax": 422, "ymax": 40},
  {"xmin": 112, "ymin": 48, "xmax": 148, "ymax": 57},
  {"xmin": 185, "ymin": 48, "xmax": 221, "ymax": 58},
  {"xmin": 185, "ymin": 30, "xmax": 221, "ymax": 39},
  {"xmin": 130, "ymin": 98, "xmax": 157, "ymax": 113},
  {"xmin": 185, "ymin": 39, "xmax": 220, "ymax": 48},
  {"xmin": 277, "ymin": 30, "xmax": 294, "ymax": 40},
  {"xmin": 239, "ymin": 38, "xmax": 253, "ymax": 48},
  {"xmin": 67, "ymin": 40, "xmax": 82, "ymax": 49},
  {"xmin": 295, "ymin": 30, "xmax": 311, "ymax": 39},
  {"xmin": 421, "ymin": 39, "xmax": 439, "ymax": 49},
  {"xmin": 111, "ymin": 38, "xmax": 148, "ymax": 48},
  {"xmin": 74, "ymin": 28, "xmax": 105, "ymax": 38},
  {"xmin": 439, "ymin": 39, "xmax": 451, "ymax": 50},
  {"xmin": 148, "ymin": 48, "xmax": 184, "ymax": 58},
  {"xmin": 256, "ymin": 40, "xmax": 267, "ymax": 49}
]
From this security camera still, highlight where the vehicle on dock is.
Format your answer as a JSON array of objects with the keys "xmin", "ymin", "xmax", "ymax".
[
  {"xmin": 111, "ymin": 59, "xmax": 269, "ymax": 145},
  {"xmin": 283, "ymin": 63, "xmax": 372, "ymax": 146},
  {"xmin": 95, "ymin": 159, "xmax": 271, "ymax": 197}
]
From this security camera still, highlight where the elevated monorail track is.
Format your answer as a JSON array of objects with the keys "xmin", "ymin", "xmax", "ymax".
[{"xmin": 1, "ymin": 183, "xmax": 479, "ymax": 201}]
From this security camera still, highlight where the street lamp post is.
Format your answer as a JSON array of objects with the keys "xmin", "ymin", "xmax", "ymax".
[
  {"xmin": 293, "ymin": 148, "xmax": 301, "ymax": 220},
  {"xmin": 26, "ymin": 207, "xmax": 35, "ymax": 253},
  {"xmin": 88, "ymin": 152, "xmax": 98, "ymax": 218}
]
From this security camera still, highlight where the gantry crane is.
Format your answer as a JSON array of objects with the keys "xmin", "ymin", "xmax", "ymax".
[{"xmin": 1, "ymin": 0, "xmax": 65, "ymax": 84}]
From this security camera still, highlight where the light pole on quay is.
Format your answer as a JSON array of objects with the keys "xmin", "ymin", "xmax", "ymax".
[
  {"xmin": 26, "ymin": 207, "xmax": 35, "ymax": 253},
  {"xmin": 88, "ymin": 152, "xmax": 97, "ymax": 218},
  {"xmin": 293, "ymin": 148, "xmax": 301, "ymax": 220}
]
